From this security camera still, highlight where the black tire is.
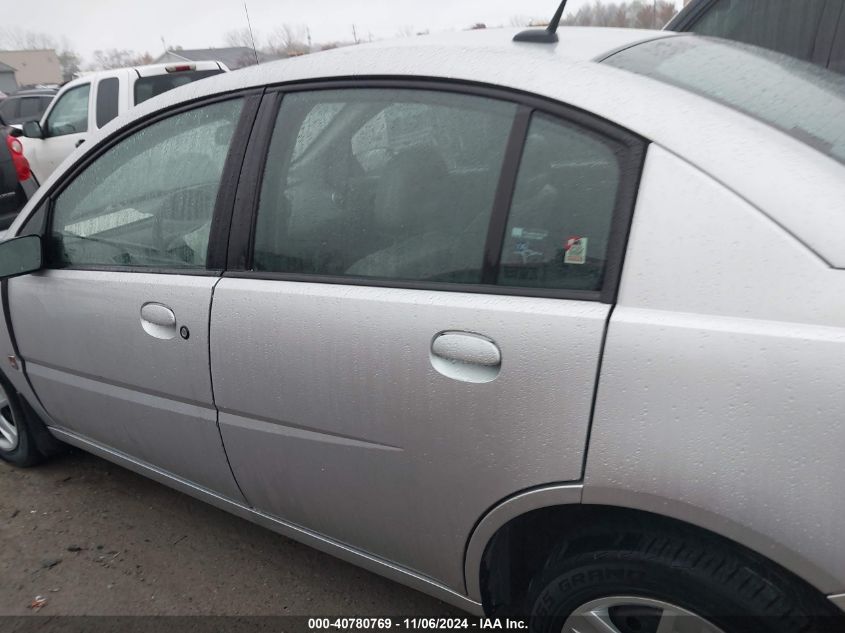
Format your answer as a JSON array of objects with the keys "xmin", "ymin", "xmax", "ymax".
[
  {"xmin": 525, "ymin": 523, "xmax": 842, "ymax": 633},
  {"xmin": 0, "ymin": 372, "xmax": 57, "ymax": 467}
]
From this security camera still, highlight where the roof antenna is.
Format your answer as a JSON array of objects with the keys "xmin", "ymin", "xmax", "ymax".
[
  {"xmin": 513, "ymin": 0, "xmax": 568, "ymax": 43},
  {"xmin": 243, "ymin": 1, "xmax": 260, "ymax": 65}
]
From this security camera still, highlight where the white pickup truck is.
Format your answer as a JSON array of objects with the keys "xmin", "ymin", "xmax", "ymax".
[{"xmin": 18, "ymin": 61, "xmax": 227, "ymax": 184}]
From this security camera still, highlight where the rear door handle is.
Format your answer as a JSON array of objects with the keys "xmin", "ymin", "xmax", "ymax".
[
  {"xmin": 140, "ymin": 302, "xmax": 178, "ymax": 340},
  {"xmin": 430, "ymin": 331, "xmax": 501, "ymax": 384}
]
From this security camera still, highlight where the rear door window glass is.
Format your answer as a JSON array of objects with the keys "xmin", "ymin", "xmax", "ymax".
[
  {"xmin": 253, "ymin": 89, "xmax": 516, "ymax": 283},
  {"xmin": 96, "ymin": 77, "xmax": 120, "ymax": 128}
]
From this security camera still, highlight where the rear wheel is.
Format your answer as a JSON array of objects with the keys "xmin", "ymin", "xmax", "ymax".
[{"xmin": 525, "ymin": 525, "xmax": 841, "ymax": 633}]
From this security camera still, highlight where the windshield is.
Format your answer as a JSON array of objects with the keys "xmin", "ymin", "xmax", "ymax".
[
  {"xmin": 603, "ymin": 35, "xmax": 845, "ymax": 165},
  {"xmin": 133, "ymin": 69, "xmax": 223, "ymax": 105}
]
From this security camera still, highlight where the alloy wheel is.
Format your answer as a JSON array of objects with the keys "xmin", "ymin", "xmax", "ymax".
[{"xmin": 562, "ymin": 596, "xmax": 726, "ymax": 633}]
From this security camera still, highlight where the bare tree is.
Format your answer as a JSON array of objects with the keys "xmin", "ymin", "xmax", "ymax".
[
  {"xmin": 0, "ymin": 27, "xmax": 57, "ymax": 50},
  {"xmin": 509, "ymin": 15, "xmax": 549, "ymax": 27},
  {"xmin": 133, "ymin": 52, "xmax": 154, "ymax": 66},
  {"xmin": 89, "ymin": 49, "xmax": 154, "ymax": 71},
  {"xmin": 561, "ymin": 0, "xmax": 678, "ymax": 28},
  {"xmin": 0, "ymin": 28, "xmax": 84, "ymax": 81},
  {"xmin": 57, "ymin": 50, "xmax": 82, "ymax": 81},
  {"xmin": 268, "ymin": 24, "xmax": 309, "ymax": 56},
  {"xmin": 396, "ymin": 25, "xmax": 416, "ymax": 38},
  {"xmin": 225, "ymin": 28, "xmax": 259, "ymax": 49}
]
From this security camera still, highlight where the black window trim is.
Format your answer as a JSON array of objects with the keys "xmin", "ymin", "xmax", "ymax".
[
  {"xmin": 38, "ymin": 88, "xmax": 264, "ymax": 276},
  {"xmin": 224, "ymin": 77, "xmax": 647, "ymax": 305}
]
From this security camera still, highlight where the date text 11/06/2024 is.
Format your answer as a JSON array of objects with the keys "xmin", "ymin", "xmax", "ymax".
[{"xmin": 307, "ymin": 619, "xmax": 528, "ymax": 630}]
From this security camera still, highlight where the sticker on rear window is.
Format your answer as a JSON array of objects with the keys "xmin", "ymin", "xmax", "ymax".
[
  {"xmin": 564, "ymin": 237, "xmax": 588, "ymax": 265},
  {"xmin": 511, "ymin": 228, "xmax": 548, "ymax": 241}
]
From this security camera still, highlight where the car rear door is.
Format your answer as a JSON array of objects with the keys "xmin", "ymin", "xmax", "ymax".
[
  {"xmin": 8, "ymin": 94, "xmax": 258, "ymax": 498},
  {"xmin": 210, "ymin": 84, "xmax": 645, "ymax": 589}
]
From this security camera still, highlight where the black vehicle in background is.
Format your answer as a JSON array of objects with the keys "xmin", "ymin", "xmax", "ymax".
[
  {"xmin": 0, "ymin": 113, "xmax": 36, "ymax": 229},
  {"xmin": 666, "ymin": 0, "xmax": 845, "ymax": 74},
  {"xmin": 0, "ymin": 89, "xmax": 56, "ymax": 127}
]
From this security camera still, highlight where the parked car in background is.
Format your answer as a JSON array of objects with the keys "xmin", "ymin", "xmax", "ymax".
[
  {"xmin": 17, "ymin": 61, "xmax": 228, "ymax": 184},
  {"xmin": 0, "ymin": 89, "xmax": 57, "ymax": 128},
  {"xmin": 0, "ymin": 24, "xmax": 844, "ymax": 632},
  {"xmin": 0, "ymin": 113, "xmax": 37, "ymax": 229},
  {"xmin": 667, "ymin": 0, "xmax": 845, "ymax": 73}
]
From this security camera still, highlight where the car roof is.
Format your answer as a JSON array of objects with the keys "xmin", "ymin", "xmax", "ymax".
[
  {"xmin": 23, "ymin": 27, "xmax": 845, "ymax": 269},
  {"xmin": 8, "ymin": 89, "xmax": 56, "ymax": 97}
]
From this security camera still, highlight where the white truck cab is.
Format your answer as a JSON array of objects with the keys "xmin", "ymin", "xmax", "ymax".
[{"xmin": 19, "ymin": 61, "xmax": 227, "ymax": 183}]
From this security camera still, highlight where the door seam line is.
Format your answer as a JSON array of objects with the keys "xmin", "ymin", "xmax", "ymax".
[
  {"xmin": 579, "ymin": 302, "xmax": 615, "ymax": 480},
  {"xmin": 208, "ymin": 275, "xmax": 250, "ymax": 504}
]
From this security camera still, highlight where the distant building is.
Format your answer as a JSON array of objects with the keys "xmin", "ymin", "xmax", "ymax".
[
  {"xmin": 0, "ymin": 50, "xmax": 63, "ymax": 88},
  {"xmin": 0, "ymin": 61, "xmax": 17, "ymax": 94},
  {"xmin": 154, "ymin": 47, "xmax": 281, "ymax": 71}
]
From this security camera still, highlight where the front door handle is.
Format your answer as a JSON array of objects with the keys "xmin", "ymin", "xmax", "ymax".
[
  {"xmin": 140, "ymin": 302, "xmax": 178, "ymax": 340},
  {"xmin": 430, "ymin": 331, "xmax": 501, "ymax": 384}
]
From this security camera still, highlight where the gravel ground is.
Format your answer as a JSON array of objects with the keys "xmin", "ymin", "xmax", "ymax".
[{"xmin": 0, "ymin": 449, "xmax": 461, "ymax": 617}]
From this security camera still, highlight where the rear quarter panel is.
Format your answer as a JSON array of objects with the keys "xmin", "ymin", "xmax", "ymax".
[{"xmin": 585, "ymin": 145, "xmax": 845, "ymax": 595}]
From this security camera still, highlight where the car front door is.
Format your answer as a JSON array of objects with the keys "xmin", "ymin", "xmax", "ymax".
[
  {"xmin": 28, "ymin": 83, "xmax": 91, "ymax": 183},
  {"xmin": 8, "ymin": 96, "xmax": 253, "ymax": 499},
  {"xmin": 210, "ymin": 85, "xmax": 645, "ymax": 589}
]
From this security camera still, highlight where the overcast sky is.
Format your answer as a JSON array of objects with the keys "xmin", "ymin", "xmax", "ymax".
[{"xmin": 10, "ymin": 0, "xmax": 678, "ymax": 60}]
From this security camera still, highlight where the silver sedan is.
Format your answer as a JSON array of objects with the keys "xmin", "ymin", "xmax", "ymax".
[{"xmin": 0, "ymin": 19, "xmax": 844, "ymax": 633}]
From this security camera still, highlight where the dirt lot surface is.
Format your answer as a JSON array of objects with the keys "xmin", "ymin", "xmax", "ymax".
[{"xmin": 0, "ymin": 449, "xmax": 461, "ymax": 617}]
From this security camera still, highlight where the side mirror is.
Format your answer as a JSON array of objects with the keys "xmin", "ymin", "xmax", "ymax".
[
  {"xmin": 0, "ymin": 235, "xmax": 43, "ymax": 280},
  {"xmin": 22, "ymin": 121, "xmax": 43, "ymax": 139}
]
